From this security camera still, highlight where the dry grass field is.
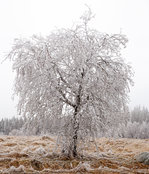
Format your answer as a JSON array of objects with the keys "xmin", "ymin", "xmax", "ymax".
[{"xmin": 0, "ymin": 136, "xmax": 149, "ymax": 173}]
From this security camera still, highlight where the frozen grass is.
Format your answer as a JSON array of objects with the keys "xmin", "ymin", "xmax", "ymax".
[{"xmin": 0, "ymin": 136, "xmax": 149, "ymax": 173}]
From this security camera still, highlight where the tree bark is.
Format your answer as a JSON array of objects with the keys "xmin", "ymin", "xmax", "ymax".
[
  {"xmin": 71, "ymin": 84, "xmax": 82, "ymax": 157},
  {"xmin": 72, "ymin": 105, "xmax": 79, "ymax": 157},
  {"xmin": 69, "ymin": 69, "xmax": 84, "ymax": 157}
]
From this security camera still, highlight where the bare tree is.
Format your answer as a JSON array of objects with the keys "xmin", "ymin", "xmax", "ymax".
[{"xmin": 8, "ymin": 10, "xmax": 133, "ymax": 157}]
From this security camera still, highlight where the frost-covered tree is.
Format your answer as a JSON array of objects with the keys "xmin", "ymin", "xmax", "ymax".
[
  {"xmin": 0, "ymin": 117, "xmax": 24, "ymax": 135},
  {"xmin": 117, "ymin": 121, "xmax": 149, "ymax": 139},
  {"xmin": 131, "ymin": 106, "xmax": 149, "ymax": 123},
  {"xmin": 113, "ymin": 106, "xmax": 149, "ymax": 139},
  {"xmin": 8, "ymin": 10, "xmax": 133, "ymax": 157}
]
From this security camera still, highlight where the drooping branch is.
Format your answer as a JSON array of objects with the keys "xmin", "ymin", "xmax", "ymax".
[
  {"xmin": 56, "ymin": 68, "xmax": 77, "ymax": 95},
  {"xmin": 56, "ymin": 87, "xmax": 75, "ymax": 108}
]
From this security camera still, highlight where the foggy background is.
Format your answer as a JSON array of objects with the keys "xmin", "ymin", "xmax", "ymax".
[{"xmin": 0, "ymin": 0, "xmax": 149, "ymax": 119}]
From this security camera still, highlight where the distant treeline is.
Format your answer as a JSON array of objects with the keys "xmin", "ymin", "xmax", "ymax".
[
  {"xmin": 116, "ymin": 106, "xmax": 149, "ymax": 139},
  {"xmin": 0, "ymin": 117, "xmax": 24, "ymax": 135},
  {"xmin": 0, "ymin": 106, "xmax": 149, "ymax": 139}
]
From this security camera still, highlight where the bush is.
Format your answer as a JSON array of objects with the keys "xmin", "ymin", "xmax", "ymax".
[{"xmin": 117, "ymin": 121, "xmax": 149, "ymax": 139}]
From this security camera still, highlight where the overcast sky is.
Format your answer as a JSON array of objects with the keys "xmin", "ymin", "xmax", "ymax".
[{"xmin": 0, "ymin": 0, "xmax": 149, "ymax": 119}]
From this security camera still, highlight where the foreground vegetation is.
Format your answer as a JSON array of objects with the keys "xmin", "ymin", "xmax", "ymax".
[{"xmin": 0, "ymin": 136, "xmax": 149, "ymax": 173}]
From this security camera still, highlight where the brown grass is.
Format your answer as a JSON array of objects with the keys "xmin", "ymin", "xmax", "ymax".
[{"xmin": 0, "ymin": 136, "xmax": 149, "ymax": 173}]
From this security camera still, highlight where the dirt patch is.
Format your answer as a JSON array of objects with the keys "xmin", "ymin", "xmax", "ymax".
[{"xmin": 0, "ymin": 138, "xmax": 4, "ymax": 142}]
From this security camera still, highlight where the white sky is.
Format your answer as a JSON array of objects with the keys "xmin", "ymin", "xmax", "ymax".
[{"xmin": 0, "ymin": 0, "xmax": 149, "ymax": 119}]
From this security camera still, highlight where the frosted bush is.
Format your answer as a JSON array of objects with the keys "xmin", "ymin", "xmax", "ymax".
[
  {"xmin": 139, "ymin": 122, "xmax": 149, "ymax": 139},
  {"xmin": 34, "ymin": 146, "xmax": 46, "ymax": 155},
  {"xmin": 117, "ymin": 121, "xmax": 149, "ymax": 139},
  {"xmin": 9, "ymin": 129, "xmax": 24, "ymax": 136}
]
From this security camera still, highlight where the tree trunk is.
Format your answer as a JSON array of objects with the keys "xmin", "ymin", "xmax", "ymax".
[
  {"xmin": 71, "ymin": 106, "xmax": 79, "ymax": 157},
  {"xmin": 69, "ymin": 69, "xmax": 84, "ymax": 157},
  {"xmin": 71, "ymin": 85, "xmax": 82, "ymax": 157}
]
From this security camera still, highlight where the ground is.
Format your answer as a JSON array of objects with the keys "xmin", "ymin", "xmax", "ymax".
[{"xmin": 0, "ymin": 136, "xmax": 149, "ymax": 173}]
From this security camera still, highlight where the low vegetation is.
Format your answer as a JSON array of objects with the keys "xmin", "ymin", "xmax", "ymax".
[{"xmin": 0, "ymin": 135, "xmax": 149, "ymax": 173}]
